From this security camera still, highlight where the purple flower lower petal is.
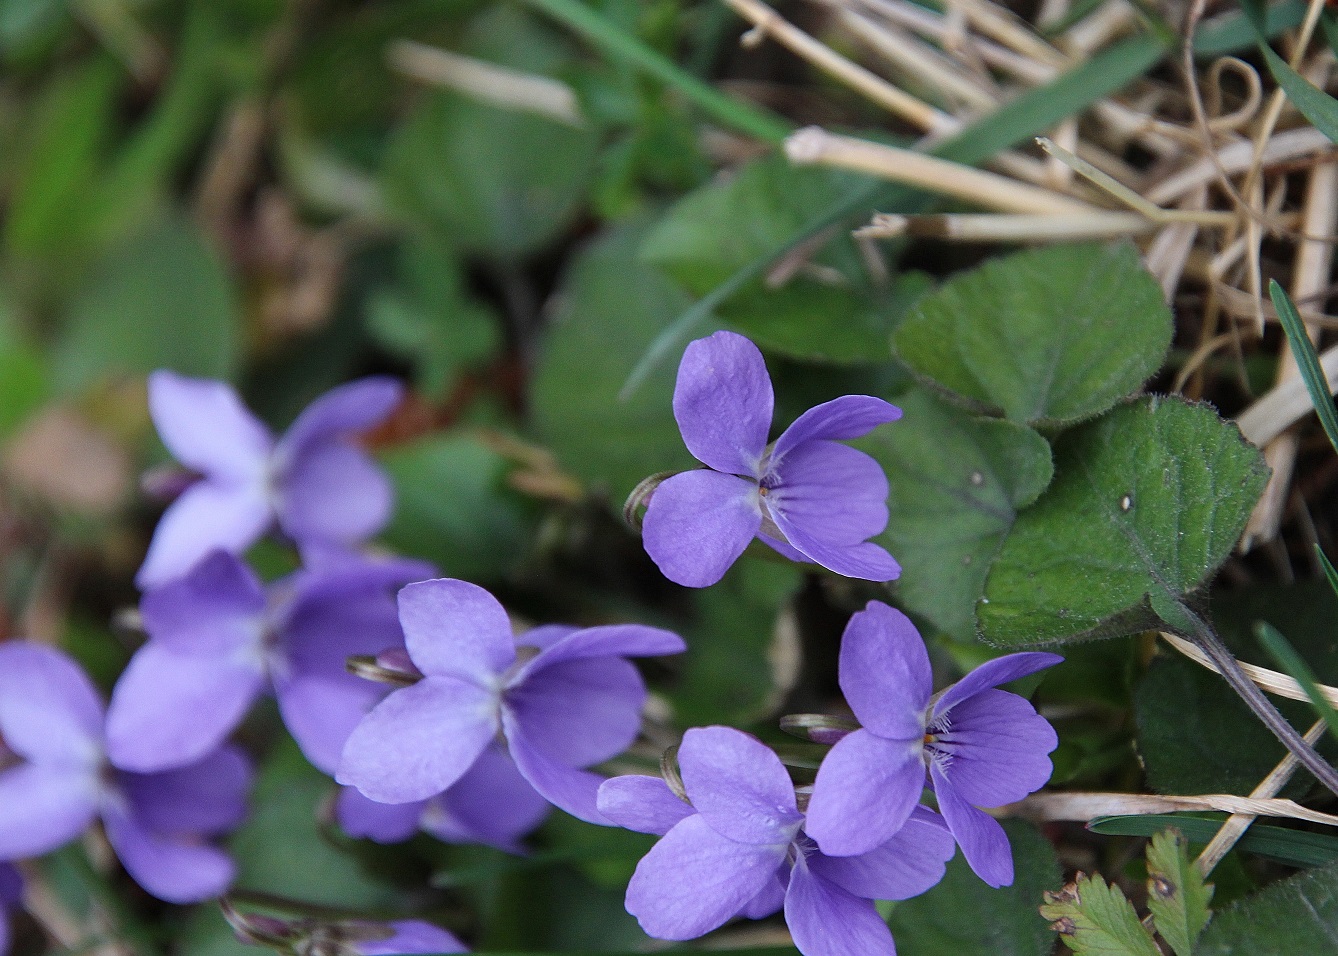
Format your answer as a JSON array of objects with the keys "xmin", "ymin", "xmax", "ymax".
[
  {"xmin": 423, "ymin": 745, "xmax": 550, "ymax": 852},
  {"xmin": 805, "ymin": 729, "xmax": 922, "ymax": 858},
  {"xmin": 520, "ymin": 624, "xmax": 686, "ymax": 675},
  {"xmin": 337, "ymin": 677, "xmax": 497, "ymax": 803},
  {"xmin": 767, "ymin": 442, "xmax": 890, "ymax": 546},
  {"xmin": 626, "ymin": 814, "xmax": 786, "ymax": 941},
  {"xmin": 0, "ymin": 764, "xmax": 98, "ymax": 859},
  {"xmin": 118, "ymin": 745, "xmax": 251, "ymax": 836},
  {"xmin": 758, "ymin": 531, "xmax": 806, "ymax": 561},
  {"xmin": 139, "ymin": 551, "xmax": 266, "ymax": 653},
  {"xmin": 337, "ymin": 788, "xmax": 425, "ymax": 843},
  {"xmin": 397, "ymin": 579, "xmax": 515, "ymax": 683},
  {"xmin": 642, "ymin": 470, "xmax": 762, "ymax": 588},
  {"xmin": 679, "ymin": 727, "xmax": 801, "ymax": 846},
  {"xmin": 770, "ymin": 395, "xmax": 901, "ymax": 462},
  {"xmin": 784, "ymin": 858, "xmax": 897, "ymax": 956},
  {"xmin": 931, "ymin": 764, "xmax": 1013, "ymax": 888},
  {"xmin": 838, "ymin": 602, "xmax": 931, "ymax": 738},
  {"xmin": 597, "ymin": 775, "xmax": 693, "ymax": 836},
  {"xmin": 741, "ymin": 872, "xmax": 787, "ymax": 920},
  {"xmin": 673, "ymin": 331, "xmax": 773, "ymax": 476},
  {"xmin": 147, "ymin": 372, "xmax": 272, "ymax": 481},
  {"xmin": 105, "ymin": 643, "xmax": 265, "ymax": 773},
  {"xmin": 102, "ymin": 802, "xmax": 234, "ymax": 903},
  {"xmin": 932, "ymin": 652, "xmax": 1063, "ymax": 718},
  {"xmin": 502, "ymin": 712, "xmax": 607, "ymax": 825},
  {"xmin": 809, "ymin": 807, "xmax": 954, "ymax": 901},
  {"xmin": 277, "ymin": 444, "xmax": 393, "ymax": 546},
  {"xmin": 517, "ymin": 624, "xmax": 579, "ymax": 651},
  {"xmin": 0, "ymin": 863, "xmax": 21, "ymax": 906},
  {"xmin": 929, "ymin": 689, "xmax": 1057, "ymax": 807},
  {"xmin": 769, "ymin": 513, "xmax": 900, "ymax": 582},
  {"xmin": 278, "ymin": 377, "xmax": 403, "ymax": 459},
  {"xmin": 506, "ymin": 656, "xmax": 644, "ymax": 767},
  {"xmin": 136, "ymin": 482, "xmax": 272, "ymax": 588},
  {"xmin": 356, "ymin": 920, "xmax": 466, "ymax": 955},
  {"xmin": 0, "ymin": 643, "xmax": 104, "ymax": 766}
]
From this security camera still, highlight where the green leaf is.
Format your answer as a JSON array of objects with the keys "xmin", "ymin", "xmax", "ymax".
[
  {"xmin": 381, "ymin": 433, "xmax": 537, "ymax": 583},
  {"xmin": 1271, "ymin": 281, "xmax": 1338, "ymax": 455},
  {"xmin": 1135, "ymin": 653, "xmax": 1309, "ymax": 795},
  {"xmin": 1195, "ymin": 859, "xmax": 1338, "ymax": 955},
  {"xmin": 858, "ymin": 388, "xmax": 1053, "ymax": 640},
  {"xmin": 229, "ymin": 740, "xmax": 398, "ymax": 908},
  {"xmin": 1040, "ymin": 871, "xmax": 1162, "ymax": 956},
  {"xmin": 381, "ymin": 8, "xmax": 600, "ymax": 259},
  {"xmin": 1145, "ymin": 828, "xmax": 1214, "ymax": 956},
  {"xmin": 1259, "ymin": 45, "xmax": 1338, "ymax": 142},
  {"xmin": 979, "ymin": 396, "xmax": 1270, "ymax": 647},
  {"xmin": 890, "ymin": 821, "xmax": 1060, "ymax": 956},
  {"xmin": 54, "ymin": 215, "xmax": 240, "ymax": 390},
  {"xmin": 531, "ymin": 224, "xmax": 713, "ymax": 501},
  {"xmin": 642, "ymin": 154, "xmax": 917, "ymax": 364},
  {"xmin": 1089, "ymin": 814, "xmax": 1338, "ymax": 868},
  {"xmin": 893, "ymin": 244, "xmax": 1171, "ymax": 427}
]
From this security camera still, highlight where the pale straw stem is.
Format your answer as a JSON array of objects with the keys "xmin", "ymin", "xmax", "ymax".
[
  {"xmin": 1146, "ymin": 128, "xmax": 1333, "ymax": 207},
  {"xmin": 943, "ymin": 0, "xmax": 1069, "ymax": 68},
  {"xmin": 1160, "ymin": 631, "xmax": 1338, "ymax": 708},
  {"xmin": 786, "ymin": 127, "xmax": 1101, "ymax": 214},
  {"xmin": 1196, "ymin": 720, "xmax": 1328, "ymax": 875},
  {"xmin": 855, "ymin": 210, "xmax": 1153, "ymax": 241},
  {"xmin": 1002, "ymin": 790, "xmax": 1338, "ymax": 827}
]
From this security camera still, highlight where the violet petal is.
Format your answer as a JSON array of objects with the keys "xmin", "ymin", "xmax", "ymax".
[
  {"xmin": 930, "ymin": 689, "xmax": 1057, "ymax": 807},
  {"xmin": 597, "ymin": 775, "xmax": 693, "ymax": 836},
  {"xmin": 105, "ymin": 643, "xmax": 265, "ymax": 773},
  {"xmin": 770, "ymin": 395, "xmax": 901, "ymax": 463},
  {"xmin": 784, "ymin": 858, "xmax": 897, "ymax": 956},
  {"xmin": 337, "ymin": 788, "xmax": 425, "ymax": 844},
  {"xmin": 809, "ymin": 806, "xmax": 954, "ymax": 900},
  {"xmin": 277, "ymin": 443, "xmax": 393, "ymax": 546},
  {"xmin": 118, "ymin": 745, "xmax": 251, "ymax": 836},
  {"xmin": 505, "ymin": 656, "xmax": 644, "ymax": 767},
  {"xmin": 518, "ymin": 624, "xmax": 685, "ymax": 676},
  {"xmin": 625, "ymin": 814, "xmax": 785, "ymax": 941},
  {"xmin": 424, "ymin": 745, "xmax": 551, "ymax": 852},
  {"xmin": 102, "ymin": 802, "xmax": 234, "ymax": 903},
  {"xmin": 932, "ymin": 652, "xmax": 1063, "ymax": 719},
  {"xmin": 337, "ymin": 677, "xmax": 496, "ymax": 803},
  {"xmin": 672, "ymin": 331, "xmax": 773, "ymax": 476},
  {"xmin": 931, "ymin": 763, "xmax": 1014, "ymax": 888},
  {"xmin": 278, "ymin": 377, "xmax": 403, "ymax": 459},
  {"xmin": 804, "ymin": 728, "xmax": 922, "ymax": 858},
  {"xmin": 136, "ymin": 483, "xmax": 272, "ymax": 588},
  {"xmin": 502, "ymin": 711, "xmax": 607, "ymax": 825},
  {"xmin": 397, "ymin": 579, "xmax": 515, "ymax": 683},
  {"xmin": 356, "ymin": 920, "xmax": 466, "ymax": 956},
  {"xmin": 679, "ymin": 726, "xmax": 801, "ymax": 846},
  {"xmin": 769, "ymin": 513, "xmax": 901, "ymax": 582},
  {"xmin": 766, "ymin": 441, "xmax": 889, "ymax": 546},
  {"xmin": 146, "ymin": 372, "xmax": 272, "ymax": 481},
  {"xmin": 838, "ymin": 602, "xmax": 931, "ymax": 737},
  {"xmin": 0, "ymin": 764, "xmax": 98, "ymax": 859},
  {"xmin": 642, "ymin": 470, "xmax": 761, "ymax": 588},
  {"xmin": 0, "ymin": 642, "xmax": 104, "ymax": 766},
  {"xmin": 138, "ymin": 551, "xmax": 266, "ymax": 654}
]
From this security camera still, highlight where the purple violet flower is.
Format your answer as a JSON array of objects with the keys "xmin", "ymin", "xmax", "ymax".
[
  {"xmin": 597, "ymin": 727, "xmax": 954, "ymax": 956},
  {"xmin": 337, "ymin": 579, "xmax": 685, "ymax": 824},
  {"xmin": 137, "ymin": 372, "xmax": 404, "ymax": 588},
  {"xmin": 804, "ymin": 601, "xmax": 1061, "ymax": 887},
  {"xmin": 0, "ymin": 643, "xmax": 250, "ymax": 903},
  {"xmin": 353, "ymin": 921, "xmax": 467, "ymax": 955},
  {"xmin": 0, "ymin": 863, "xmax": 20, "ymax": 956},
  {"xmin": 336, "ymin": 742, "xmax": 551, "ymax": 853},
  {"xmin": 642, "ymin": 330, "xmax": 902, "ymax": 588},
  {"xmin": 107, "ymin": 549, "xmax": 432, "ymax": 775}
]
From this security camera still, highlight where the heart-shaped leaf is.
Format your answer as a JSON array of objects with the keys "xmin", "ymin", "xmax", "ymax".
[
  {"xmin": 893, "ymin": 243, "xmax": 1172, "ymax": 427},
  {"xmin": 1195, "ymin": 859, "xmax": 1338, "ymax": 956},
  {"xmin": 979, "ymin": 396, "xmax": 1269, "ymax": 647},
  {"xmin": 860, "ymin": 388, "xmax": 1053, "ymax": 640}
]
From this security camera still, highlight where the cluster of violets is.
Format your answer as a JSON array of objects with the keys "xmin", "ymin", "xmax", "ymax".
[{"xmin": 0, "ymin": 331, "xmax": 1061, "ymax": 956}]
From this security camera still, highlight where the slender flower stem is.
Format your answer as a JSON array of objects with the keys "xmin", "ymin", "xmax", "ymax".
[{"xmin": 1177, "ymin": 606, "xmax": 1338, "ymax": 798}]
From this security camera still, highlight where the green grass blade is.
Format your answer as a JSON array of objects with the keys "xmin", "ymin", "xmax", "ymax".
[
  {"xmin": 1089, "ymin": 814, "xmax": 1338, "ymax": 867},
  {"xmin": 519, "ymin": 0, "xmax": 792, "ymax": 144},
  {"xmin": 1316, "ymin": 544, "xmax": 1338, "ymax": 597},
  {"xmin": 1269, "ymin": 280, "xmax": 1338, "ymax": 455},
  {"xmin": 1255, "ymin": 620, "xmax": 1338, "ymax": 745}
]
